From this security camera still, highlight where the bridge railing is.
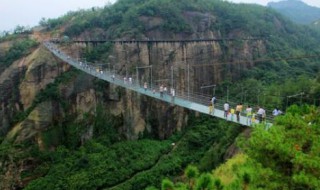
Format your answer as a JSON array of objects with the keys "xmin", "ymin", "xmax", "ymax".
[
  {"xmin": 145, "ymin": 76, "xmax": 275, "ymax": 123},
  {"xmin": 173, "ymin": 90, "xmax": 275, "ymax": 123}
]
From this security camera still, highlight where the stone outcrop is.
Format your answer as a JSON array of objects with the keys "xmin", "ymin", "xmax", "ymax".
[
  {"xmin": 110, "ymin": 39, "xmax": 265, "ymax": 94},
  {"xmin": 19, "ymin": 47, "xmax": 68, "ymax": 109}
]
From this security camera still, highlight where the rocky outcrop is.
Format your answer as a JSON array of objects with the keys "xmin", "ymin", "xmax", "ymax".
[
  {"xmin": 111, "ymin": 39, "xmax": 265, "ymax": 94},
  {"xmin": 5, "ymin": 101, "xmax": 63, "ymax": 145},
  {"xmin": 19, "ymin": 47, "xmax": 68, "ymax": 109}
]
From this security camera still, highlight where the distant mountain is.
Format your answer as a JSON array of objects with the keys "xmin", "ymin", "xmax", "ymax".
[{"xmin": 268, "ymin": 0, "xmax": 320, "ymax": 24}]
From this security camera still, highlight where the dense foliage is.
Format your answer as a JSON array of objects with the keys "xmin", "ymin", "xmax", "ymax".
[
  {"xmin": 19, "ymin": 115, "xmax": 243, "ymax": 190},
  {"xmin": 238, "ymin": 105, "xmax": 320, "ymax": 189},
  {"xmin": 157, "ymin": 105, "xmax": 320, "ymax": 189},
  {"xmin": 215, "ymin": 75, "xmax": 320, "ymax": 112},
  {"xmin": 0, "ymin": 38, "xmax": 38, "ymax": 72},
  {"xmin": 24, "ymin": 140, "xmax": 171, "ymax": 190}
]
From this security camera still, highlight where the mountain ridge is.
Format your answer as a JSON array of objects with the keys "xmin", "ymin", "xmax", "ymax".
[{"xmin": 268, "ymin": 0, "xmax": 320, "ymax": 24}]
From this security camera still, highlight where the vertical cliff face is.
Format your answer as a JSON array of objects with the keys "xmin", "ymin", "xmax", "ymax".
[
  {"xmin": 19, "ymin": 48, "xmax": 68, "ymax": 109},
  {"xmin": 112, "ymin": 39, "xmax": 266, "ymax": 96}
]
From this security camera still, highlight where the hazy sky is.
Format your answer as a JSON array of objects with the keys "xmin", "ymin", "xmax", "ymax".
[
  {"xmin": 1, "ymin": 0, "xmax": 320, "ymax": 32},
  {"xmin": 0, "ymin": 0, "xmax": 111, "ymax": 32},
  {"xmin": 229, "ymin": 0, "xmax": 320, "ymax": 6}
]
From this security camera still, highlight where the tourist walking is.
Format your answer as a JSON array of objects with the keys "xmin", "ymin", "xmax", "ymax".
[
  {"xmin": 144, "ymin": 82, "xmax": 148, "ymax": 91},
  {"xmin": 230, "ymin": 107, "xmax": 235, "ymax": 121},
  {"xmin": 251, "ymin": 112, "xmax": 256, "ymax": 124},
  {"xmin": 211, "ymin": 96, "xmax": 216, "ymax": 114},
  {"xmin": 246, "ymin": 105, "xmax": 253, "ymax": 125},
  {"xmin": 171, "ymin": 88, "xmax": 175, "ymax": 103},
  {"xmin": 159, "ymin": 84, "xmax": 164, "ymax": 98},
  {"xmin": 209, "ymin": 99, "xmax": 213, "ymax": 115},
  {"xmin": 257, "ymin": 107, "xmax": 266, "ymax": 123},
  {"xmin": 163, "ymin": 86, "xmax": 167, "ymax": 97},
  {"xmin": 272, "ymin": 108, "xmax": 282, "ymax": 116},
  {"xmin": 223, "ymin": 102, "xmax": 229, "ymax": 119},
  {"xmin": 235, "ymin": 103, "xmax": 243, "ymax": 122}
]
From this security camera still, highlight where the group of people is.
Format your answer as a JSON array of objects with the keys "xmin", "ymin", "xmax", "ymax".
[
  {"xmin": 123, "ymin": 77, "xmax": 133, "ymax": 85},
  {"xmin": 221, "ymin": 101, "xmax": 267, "ymax": 125},
  {"xmin": 143, "ymin": 82, "xmax": 175, "ymax": 101},
  {"xmin": 159, "ymin": 84, "xmax": 168, "ymax": 98}
]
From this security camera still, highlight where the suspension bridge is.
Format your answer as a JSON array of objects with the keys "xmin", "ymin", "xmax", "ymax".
[{"xmin": 43, "ymin": 41, "xmax": 273, "ymax": 127}]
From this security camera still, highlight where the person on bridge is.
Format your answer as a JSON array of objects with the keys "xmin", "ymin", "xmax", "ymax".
[
  {"xmin": 272, "ymin": 108, "xmax": 282, "ymax": 116},
  {"xmin": 224, "ymin": 102, "xmax": 229, "ymax": 119},
  {"xmin": 160, "ymin": 84, "xmax": 164, "ymax": 98},
  {"xmin": 112, "ymin": 74, "xmax": 115, "ymax": 81},
  {"xmin": 211, "ymin": 96, "xmax": 217, "ymax": 113},
  {"xmin": 251, "ymin": 112, "xmax": 256, "ymax": 124},
  {"xmin": 235, "ymin": 103, "xmax": 243, "ymax": 122},
  {"xmin": 163, "ymin": 86, "xmax": 168, "ymax": 97},
  {"xmin": 144, "ymin": 82, "xmax": 148, "ymax": 91},
  {"xmin": 257, "ymin": 107, "xmax": 266, "ymax": 123},
  {"xmin": 211, "ymin": 96, "xmax": 216, "ymax": 105},
  {"xmin": 209, "ymin": 99, "xmax": 213, "ymax": 115},
  {"xmin": 171, "ymin": 88, "xmax": 175, "ymax": 103},
  {"xmin": 246, "ymin": 105, "xmax": 253, "ymax": 125},
  {"xmin": 230, "ymin": 107, "xmax": 235, "ymax": 121}
]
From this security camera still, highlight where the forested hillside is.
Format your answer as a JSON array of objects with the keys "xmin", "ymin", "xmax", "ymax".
[{"xmin": 1, "ymin": 0, "xmax": 320, "ymax": 189}]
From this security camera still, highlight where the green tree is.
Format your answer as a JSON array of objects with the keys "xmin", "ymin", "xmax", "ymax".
[
  {"xmin": 185, "ymin": 165, "xmax": 199, "ymax": 189},
  {"xmin": 195, "ymin": 173, "xmax": 214, "ymax": 190},
  {"xmin": 161, "ymin": 178, "xmax": 175, "ymax": 190},
  {"xmin": 239, "ymin": 105, "xmax": 320, "ymax": 189}
]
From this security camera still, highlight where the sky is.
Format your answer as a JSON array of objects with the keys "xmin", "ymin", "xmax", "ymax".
[
  {"xmin": 228, "ymin": 0, "xmax": 320, "ymax": 6},
  {"xmin": 0, "ymin": 0, "xmax": 112, "ymax": 32},
  {"xmin": 1, "ymin": 0, "xmax": 320, "ymax": 32}
]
